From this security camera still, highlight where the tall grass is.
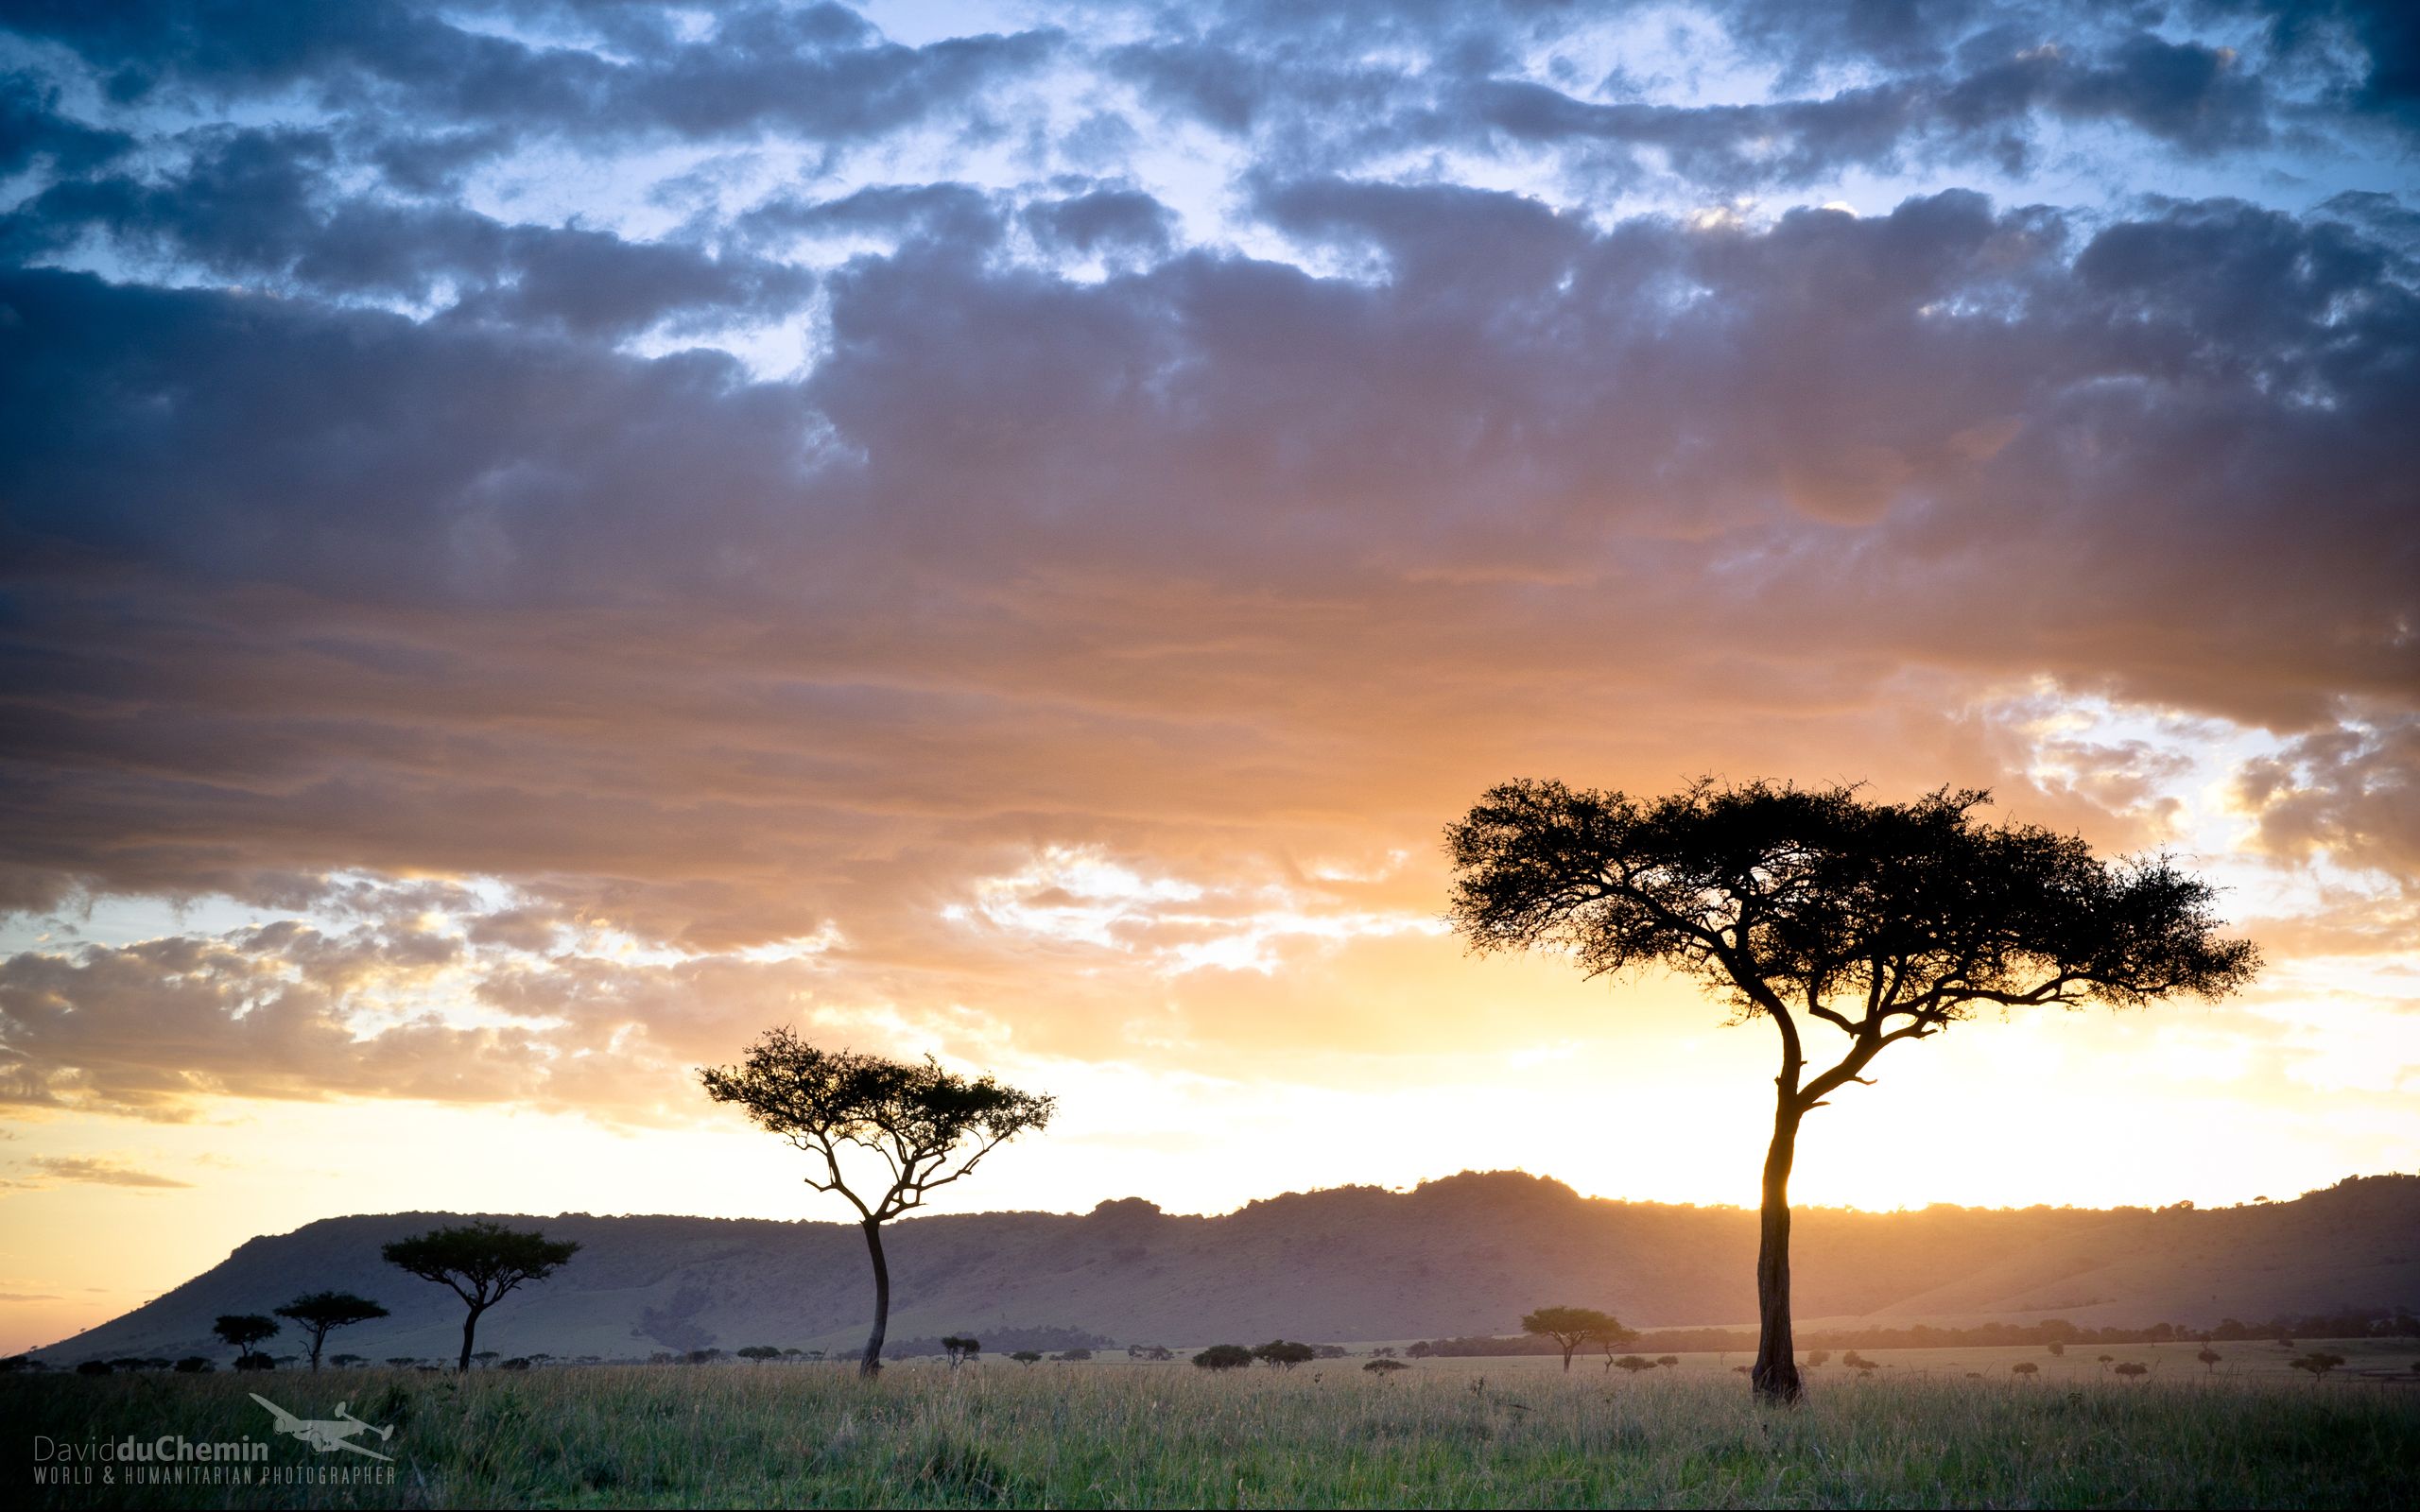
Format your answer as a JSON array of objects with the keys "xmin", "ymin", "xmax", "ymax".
[{"xmin": 8, "ymin": 1359, "xmax": 2414, "ymax": 1508}]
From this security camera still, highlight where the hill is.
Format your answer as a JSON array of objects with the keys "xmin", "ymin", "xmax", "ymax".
[{"xmin": 35, "ymin": 1171, "xmax": 2420, "ymax": 1365}]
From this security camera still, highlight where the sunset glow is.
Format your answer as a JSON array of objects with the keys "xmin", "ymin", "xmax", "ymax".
[{"xmin": 2, "ymin": 0, "xmax": 2416, "ymax": 1359}]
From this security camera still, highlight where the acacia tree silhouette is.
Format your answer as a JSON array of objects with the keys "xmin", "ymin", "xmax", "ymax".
[
  {"xmin": 211, "ymin": 1314, "xmax": 277, "ymax": 1368},
  {"xmin": 382, "ymin": 1221, "xmax": 579, "ymax": 1373},
  {"xmin": 699, "ymin": 1028, "xmax": 1055, "ymax": 1378},
  {"xmin": 1520, "ymin": 1306, "xmax": 1632, "ymax": 1372},
  {"xmin": 1446, "ymin": 779, "xmax": 2257, "ymax": 1404},
  {"xmin": 273, "ymin": 1292, "xmax": 389, "ymax": 1371}
]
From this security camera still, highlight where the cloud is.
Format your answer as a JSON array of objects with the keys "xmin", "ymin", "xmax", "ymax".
[
  {"xmin": 21, "ymin": 1157, "xmax": 193, "ymax": 1189},
  {"xmin": 0, "ymin": 1, "xmax": 2410, "ymax": 1134}
]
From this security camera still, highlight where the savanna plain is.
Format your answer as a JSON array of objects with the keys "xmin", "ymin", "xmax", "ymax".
[{"xmin": 10, "ymin": 1340, "xmax": 2416, "ymax": 1510}]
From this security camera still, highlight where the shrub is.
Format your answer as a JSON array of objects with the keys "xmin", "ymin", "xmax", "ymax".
[
  {"xmin": 1253, "ymin": 1341, "xmax": 1315, "ymax": 1370},
  {"xmin": 2013, "ymin": 1362, "xmax": 2039, "ymax": 1378},
  {"xmin": 1193, "ymin": 1345, "xmax": 1253, "ymax": 1371},
  {"xmin": 1611, "ymin": 1356, "xmax": 1653, "ymax": 1375},
  {"xmin": 1011, "ymin": 1351, "xmax": 1044, "ymax": 1367},
  {"xmin": 2047, "ymin": 1342, "xmax": 2065, "ymax": 1357},
  {"xmin": 1655, "ymin": 1356, "xmax": 1679, "ymax": 1367},
  {"xmin": 1804, "ymin": 1349, "xmax": 1830, "ymax": 1367},
  {"xmin": 233, "ymin": 1352, "xmax": 275, "ymax": 1372},
  {"xmin": 2115, "ymin": 1362, "xmax": 2150, "ymax": 1382},
  {"xmin": 1054, "ymin": 1349, "xmax": 1093, "ymax": 1362},
  {"xmin": 1363, "ymin": 1359, "xmax": 1410, "ymax": 1375},
  {"xmin": 174, "ymin": 1357, "xmax": 215, "ymax": 1374},
  {"xmin": 76, "ymin": 1361, "xmax": 111, "ymax": 1376},
  {"xmin": 501, "ymin": 1358, "xmax": 533, "ymax": 1371}
]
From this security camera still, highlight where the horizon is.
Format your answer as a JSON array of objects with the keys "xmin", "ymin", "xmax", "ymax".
[
  {"xmin": 24, "ymin": 1166, "xmax": 2416, "ymax": 1356},
  {"xmin": 3, "ymin": 0, "xmax": 2417, "ymax": 1384}
]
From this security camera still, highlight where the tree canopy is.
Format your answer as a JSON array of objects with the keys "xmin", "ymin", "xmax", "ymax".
[
  {"xmin": 211, "ymin": 1314, "xmax": 277, "ymax": 1363},
  {"xmin": 700, "ymin": 1030, "xmax": 1056, "ymax": 1226},
  {"xmin": 273, "ymin": 1292, "xmax": 390, "ymax": 1371}
]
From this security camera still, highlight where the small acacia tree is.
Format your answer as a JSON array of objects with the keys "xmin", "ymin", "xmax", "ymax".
[
  {"xmin": 212, "ymin": 1314, "xmax": 278, "ymax": 1368},
  {"xmin": 274, "ymin": 1292, "xmax": 389, "ymax": 1372},
  {"xmin": 942, "ymin": 1335, "xmax": 981, "ymax": 1370},
  {"xmin": 382, "ymin": 1221, "xmax": 579, "ymax": 1373},
  {"xmin": 699, "ymin": 1029, "xmax": 1055, "ymax": 1379},
  {"xmin": 1521, "ymin": 1306, "xmax": 1633, "ymax": 1373},
  {"xmin": 1194, "ymin": 1344, "xmax": 1253, "ymax": 1371},
  {"xmin": 1253, "ymin": 1340, "xmax": 1315, "ymax": 1370},
  {"xmin": 1447, "ymin": 780, "xmax": 2257, "ymax": 1403}
]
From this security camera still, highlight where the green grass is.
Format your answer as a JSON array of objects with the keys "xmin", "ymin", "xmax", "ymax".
[{"xmin": 6, "ymin": 1351, "xmax": 2414, "ymax": 1508}]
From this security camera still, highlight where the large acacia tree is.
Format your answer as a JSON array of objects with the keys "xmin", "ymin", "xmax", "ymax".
[
  {"xmin": 1446, "ymin": 780, "xmax": 2257, "ymax": 1404},
  {"xmin": 699, "ymin": 1029, "xmax": 1056, "ymax": 1377}
]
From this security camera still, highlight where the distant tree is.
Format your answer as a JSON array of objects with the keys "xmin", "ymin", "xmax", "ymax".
[
  {"xmin": 213, "ymin": 1314, "xmax": 279, "ymax": 1368},
  {"xmin": 382, "ymin": 1220, "xmax": 579, "ymax": 1374},
  {"xmin": 2097, "ymin": 1354, "xmax": 2114, "ymax": 1368},
  {"xmin": 685, "ymin": 1349, "xmax": 723, "ymax": 1365},
  {"xmin": 1055, "ymin": 1348, "xmax": 1094, "ymax": 1362},
  {"xmin": 1193, "ymin": 1345, "xmax": 1253, "ymax": 1371},
  {"xmin": 700, "ymin": 1029, "xmax": 1055, "ymax": 1378},
  {"xmin": 939, "ymin": 1336, "xmax": 981, "ymax": 1369},
  {"xmin": 76, "ymin": 1360, "xmax": 111, "ymax": 1376},
  {"xmin": 1655, "ymin": 1355, "xmax": 1679, "ymax": 1368},
  {"xmin": 2290, "ymin": 1352, "xmax": 2345, "ymax": 1382},
  {"xmin": 1521, "ymin": 1306, "xmax": 1632, "ymax": 1373},
  {"xmin": 274, "ymin": 1291, "xmax": 390, "ymax": 1372},
  {"xmin": 1127, "ymin": 1344, "xmax": 1174, "ymax": 1362},
  {"xmin": 2114, "ymin": 1362, "xmax": 2149, "ymax": 1382},
  {"xmin": 2013, "ymin": 1362, "xmax": 2039, "ymax": 1378},
  {"xmin": 1371, "ymin": 1347, "xmax": 1398, "ymax": 1359},
  {"xmin": 1405, "ymin": 1342, "xmax": 1434, "ymax": 1360},
  {"xmin": 0, "ymin": 1355, "xmax": 29, "ymax": 1373},
  {"xmin": 1611, "ymin": 1355, "xmax": 1654, "ymax": 1376},
  {"xmin": 1804, "ymin": 1349, "xmax": 1830, "ymax": 1368},
  {"xmin": 1841, "ymin": 1352, "xmax": 1877, "ymax": 1374},
  {"xmin": 1447, "ymin": 780, "xmax": 2258, "ymax": 1403},
  {"xmin": 1010, "ymin": 1350, "xmax": 1044, "ymax": 1367},
  {"xmin": 738, "ymin": 1346, "xmax": 782, "ymax": 1364},
  {"xmin": 501, "ymin": 1357, "xmax": 533, "ymax": 1370},
  {"xmin": 1364, "ymin": 1358, "xmax": 1410, "ymax": 1375},
  {"xmin": 473, "ymin": 1350, "xmax": 502, "ymax": 1366},
  {"xmin": 2197, "ymin": 1348, "xmax": 2222, "ymax": 1374},
  {"xmin": 1253, "ymin": 1340, "xmax": 1316, "ymax": 1370},
  {"xmin": 1314, "ymin": 1345, "xmax": 1350, "ymax": 1360},
  {"xmin": 108, "ymin": 1358, "xmax": 147, "ymax": 1372},
  {"xmin": 173, "ymin": 1357, "xmax": 214, "ymax": 1374},
  {"xmin": 2047, "ymin": 1342, "xmax": 2066, "ymax": 1357},
  {"xmin": 385, "ymin": 1357, "xmax": 419, "ymax": 1368},
  {"xmin": 233, "ymin": 1352, "xmax": 275, "ymax": 1372},
  {"xmin": 329, "ymin": 1354, "xmax": 367, "ymax": 1368}
]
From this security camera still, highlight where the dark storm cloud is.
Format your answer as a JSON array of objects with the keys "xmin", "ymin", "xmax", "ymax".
[
  {"xmin": 1, "ymin": 2, "xmax": 2413, "ymax": 1117},
  {"xmin": 5, "ymin": 125, "xmax": 814, "ymax": 332},
  {"xmin": 2, "ymin": 0, "xmax": 1061, "ymax": 153}
]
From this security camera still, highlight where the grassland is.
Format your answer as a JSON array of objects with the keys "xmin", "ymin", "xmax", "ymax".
[{"xmin": 8, "ymin": 1345, "xmax": 2414, "ymax": 1509}]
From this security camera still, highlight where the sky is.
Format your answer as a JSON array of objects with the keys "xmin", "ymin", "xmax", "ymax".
[{"xmin": 0, "ymin": 0, "xmax": 2415, "ymax": 1351}]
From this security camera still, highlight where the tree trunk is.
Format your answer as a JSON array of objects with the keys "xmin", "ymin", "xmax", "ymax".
[
  {"xmin": 308, "ymin": 1329, "xmax": 324, "ymax": 1371},
  {"xmin": 1751, "ymin": 1094, "xmax": 1804, "ymax": 1404},
  {"xmin": 858, "ymin": 1220, "xmax": 890, "ymax": 1379},
  {"xmin": 457, "ymin": 1302, "xmax": 485, "ymax": 1375}
]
